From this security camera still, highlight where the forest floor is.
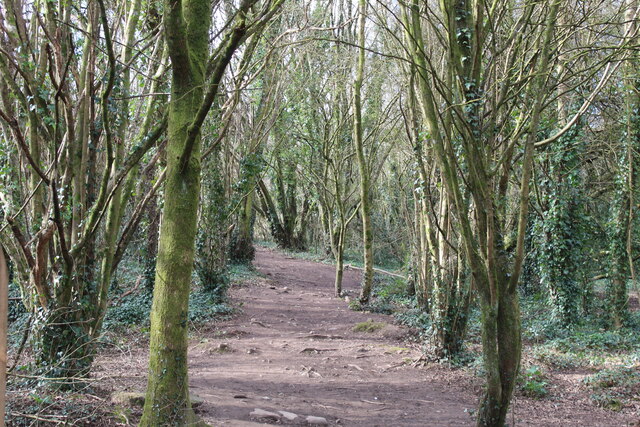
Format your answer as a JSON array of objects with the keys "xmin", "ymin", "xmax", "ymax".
[
  {"xmin": 92, "ymin": 246, "xmax": 637, "ymax": 426},
  {"xmin": 7, "ymin": 246, "xmax": 638, "ymax": 425}
]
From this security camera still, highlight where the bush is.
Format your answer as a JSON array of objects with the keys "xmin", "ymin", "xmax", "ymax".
[
  {"xmin": 105, "ymin": 285, "xmax": 234, "ymax": 330},
  {"xmin": 188, "ymin": 291, "xmax": 234, "ymax": 323},
  {"xmin": 518, "ymin": 365, "xmax": 549, "ymax": 398},
  {"xmin": 8, "ymin": 282, "xmax": 27, "ymax": 323},
  {"xmin": 395, "ymin": 307, "xmax": 430, "ymax": 330}
]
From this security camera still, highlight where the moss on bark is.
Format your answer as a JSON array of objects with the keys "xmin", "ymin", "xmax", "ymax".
[{"xmin": 139, "ymin": 0, "xmax": 210, "ymax": 424}]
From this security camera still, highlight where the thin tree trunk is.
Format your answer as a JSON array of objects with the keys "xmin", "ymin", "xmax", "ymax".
[
  {"xmin": 0, "ymin": 246, "xmax": 8, "ymax": 424},
  {"xmin": 140, "ymin": 0, "xmax": 212, "ymax": 423},
  {"xmin": 94, "ymin": 0, "xmax": 142, "ymax": 337},
  {"xmin": 354, "ymin": 0, "xmax": 373, "ymax": 304}
]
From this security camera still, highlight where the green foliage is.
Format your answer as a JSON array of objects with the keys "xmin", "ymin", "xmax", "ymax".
[
  {"xmin": 230, "ymin": 152, "xmax": 265, "ymax": 263},
  {"xmin": 532, "ymin": 346, "xmax": 582, "ymax": 370},
  {"xmin": 551, "ymin": 330, "xmax": 640, "ymax": 353},
  {"xmin": 531, "ymin": 327, "xmax": 640, "ymax": 370},
  {"xmin": 187, "ymin": 290, "xmax": 234, "ymax": 323},
  {"xmin": 6, "ymin": 389, "xmax": 114, "ymax": 426},
  {"xmin": 196, "ymin": 145, "xmax": 230, "ymax": 295},
  {"xmin": 104, "ymin": 291, "xmax": 154, "ymax": 328},
  {"xmin": 520, "ymin": 294, "xmax": 563, "ymax": 341},
  {"xmin": 348, "ymin": 299, "xmax": 363, "ymax": 311},
  {"xmin": 364, "ymin": 276, "xmax": 411, "ymax": 315},
  {"xmin": 194, "ymin": 245, "xmax": 229, "ymax": 297},
  {"xmin": 233, "ymin": 153, "xmax": 265, "ymax": 201},
  {"xmin": 374, "ymin": 277, "xmax": 407, "ymax": 301},
  {"xmin": 604, "ymin": 85, "xmax": 640, "ymax": 327},
  {"xmin": 534, "ymin": 123, "xmax": 590, "ymax": 325},
  {"xmin": 395, "ymin": 307, "xmax": 431, "ymax": 335},
  {"xmin": 8, "ymin": 281, "xmax": 27, "ymax": 322},
  {"xmin": 584, "ymin": 366, "xmax": 640, "ymax": 411},
  {"xmin": 105, "ymin": 285, "xmax": 234, "ymax": 330},
  {"xmin": 518, "ymin": 365, "xmax": 549, "ymax": 399},
  {"xmin": 31, "ymin": 306, "xmax": 92, "ymax": 386}
]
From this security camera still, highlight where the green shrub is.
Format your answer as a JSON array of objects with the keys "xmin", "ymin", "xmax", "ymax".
[
  {"xmin": 395, "ymin": 308, "xmax": 430, "ymax": 331},
  {"xmin": 532, "ymin": 346, "xmax": 582, "ymax": 369},
  {"xmin": 519, "ymin": 365, "xmax": 549, "ymax": 398},
  {"xmin": 584, "ymin": 366, "xmax": 640, "ymax": 389},
  {"xmin": 188, "ymin": 291, "xmax": 234, "ymax": 323},
  {"xmin": 104, "ymin": 291, "xmax": 153, "ymax": 328}
]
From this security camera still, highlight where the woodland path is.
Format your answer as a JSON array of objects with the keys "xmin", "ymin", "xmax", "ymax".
[
  {"xmin": 189, "ymin": 246, "xmax": 475, "ymax": 426},
  {"xmin": 98, "ymin": 246, "xmax": 635, "ymax": 426}
]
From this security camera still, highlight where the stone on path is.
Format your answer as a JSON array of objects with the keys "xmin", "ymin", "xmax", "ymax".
[
  {"xmin": 306, "ymin": 415, "xmax": 329, "ymax": 425},
  {"xmin": 279, "ymin": 410, "xmax": 299, "ymax": 421},
  {"xmin": 250, "ymin": 408, "xmax": 281, "ymax": 422}
]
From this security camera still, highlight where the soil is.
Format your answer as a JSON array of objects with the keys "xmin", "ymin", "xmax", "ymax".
[{"xmin": 91, "ymin": 246, "xmax": 638, "ymax": 426}]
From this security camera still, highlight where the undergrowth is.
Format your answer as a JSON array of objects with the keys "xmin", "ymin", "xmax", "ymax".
[
  {"xmin": 584, "ymin": 366, "xmax": 640, "ymax": 411},
  {"xmin": 362, "ymin": 269, "xmax": 640, "ymax": 411},
  {"xmin": 104, "ymin": 263, "xmax": 253, "ymax": 331}
]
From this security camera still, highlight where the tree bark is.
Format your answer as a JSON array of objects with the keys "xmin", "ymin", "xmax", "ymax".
[
  {"xmin": 354, "ymin": 0, "xmax": 374, "ymax": 304},
  {"xmin": 139, "ymin": 0, "xmax": 212, "ymax": 423}
]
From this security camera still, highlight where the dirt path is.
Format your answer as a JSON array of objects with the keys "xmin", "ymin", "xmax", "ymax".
[
  {"xmin": 97, "ymin": 246, "xmax": 637, "ymax": 426},
  {"xmin": 189, "ymin": 246, "xmax": 476, "ymax": 426}
]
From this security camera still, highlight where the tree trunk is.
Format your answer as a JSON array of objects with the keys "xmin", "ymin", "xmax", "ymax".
[
  {"xmin": 234, "ymin": 190, "xmax": 256, "ymax": 262},
  {"xmin": 607, "ymin": 0, "xmax": 638, "ymax": 328},
  {"xmin": 334, "ymin": 226, "xmax": 345, "ymax": 296},
  {"xmin": 477, "ymin": 276, "xmax": 521, "ymax": 426},
  {"xmin": 140, "ymin": 0, "xmax": 211, "ymax": 423},
  {"xmin": 94, "ymin": 0, "xmax": 142, "ymax": 337},
  {"xmin": 354, "ymin": 0, "xmax": 373, "ymax": 304}
]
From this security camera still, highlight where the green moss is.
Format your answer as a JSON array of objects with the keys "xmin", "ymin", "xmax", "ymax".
[{"xmin": 353, "ymin": 319, "xmax": 386, "ymax": 333}]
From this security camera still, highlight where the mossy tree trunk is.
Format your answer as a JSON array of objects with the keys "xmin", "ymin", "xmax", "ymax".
[
  {"xmin": 607, "ymin": 0, "xmax": 639, "ymax": 329},
  {"xmin": 403, "ymin": 44, "xmax": 470, "ymax": 357},
  {"xmin": 535, "ymin": 18, "xmax": 588, "ymax": 326},
  {"xmin": 196, "ymin": 139, "xmax": 230, "ymax": 296},
  {"xmin": 140, "ymin": 0, "xmax": 213, "ymax": 422},
  {"xmin": 353, "ymin": 0, "xmax": 374, "ymax": 304},
  {"xmin": 140, "ymin": 0, "xmax": 281, "ymax": 421}
]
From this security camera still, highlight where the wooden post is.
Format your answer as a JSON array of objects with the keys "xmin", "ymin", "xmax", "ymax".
[{"xmin": 0, "ymin": 246, "xmax": 7, "ymax": 427}]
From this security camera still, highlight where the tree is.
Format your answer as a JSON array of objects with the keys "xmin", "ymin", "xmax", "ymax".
[
  {"xmin": 0, "ymin": 0, "xmax": 167, "ymax": 379},
  {"xmin": 401, "ymin": 0, "xmax": 621, "ymax": 423},
  {"xmin": 140, "ymin": 0, "xmax": 283, "ymax": 423},
  {"xmin": 353, "ymin": 0, "xmax": 375, "ymax": 304},
  {"xmin": 607, "ymin": 0, "xmax": 640, "ymax": 328}
]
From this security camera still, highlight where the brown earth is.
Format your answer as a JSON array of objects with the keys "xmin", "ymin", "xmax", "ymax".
[{"xmin": 95, "ymin": 246, "xmax": 638, "ymax": 426}]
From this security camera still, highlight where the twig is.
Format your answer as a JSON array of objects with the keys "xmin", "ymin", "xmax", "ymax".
[
  {"xmin": 9, "ymin": 412, "xmax": 66, "ymax": 424},
  {"xmin": 361, "ymin": 399, "xmax": 384, "ymax": 405},
  {"xmin": 113, "ymin": 275, "xmax": 143, "ymax": 305}
]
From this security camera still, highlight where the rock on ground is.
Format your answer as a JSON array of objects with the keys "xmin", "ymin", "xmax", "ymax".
[
  {"xmin": 279, "ymin": 410, "xmax": 299, "ymax": 421},
  {"xmin": 250, "ymin": 408, "xmax": 281, "ymax": 422},
  {"xmin": 306, "ymin": 415, "xmax": 329, "ymax": 425}
]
